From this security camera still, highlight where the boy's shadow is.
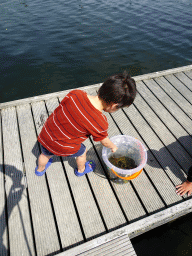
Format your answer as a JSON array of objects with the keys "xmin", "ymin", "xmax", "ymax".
[
  {"xmin": 0, "ymin": 164, "xmax": 29, "ymax": 255},
  {"xmin": 147, "ymin": 135, "xmax": 192, "ymax": 183}
]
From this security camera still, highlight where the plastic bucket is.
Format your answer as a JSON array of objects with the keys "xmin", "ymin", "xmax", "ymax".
[{"xmin": 102, "ymin": 135, "xmax": 147, "ymax": 183}]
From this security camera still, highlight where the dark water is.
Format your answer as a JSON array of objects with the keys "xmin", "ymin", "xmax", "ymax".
[
  {"xmin": 0, "ymin": 0, "xmax": 192, "ymax": 104},
  {"xmin": 133, "ymin": 212, "xmax": 192, "ymax": 256},
  {"xmin": 1, "ymin": 0, "xmax": 192, "ymax": 254},
  {"xmin": 109, "ymin": 156, "xmax": 137, "ymax": 169}
]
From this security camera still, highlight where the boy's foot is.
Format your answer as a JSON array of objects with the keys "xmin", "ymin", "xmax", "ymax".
[
  {"xmin": 75, "ymin": 160, "xmax": 96, "ymax": 177},
  {"xmin": 35, "ymin": 158, "xmax": 53, "ymax": 176}
]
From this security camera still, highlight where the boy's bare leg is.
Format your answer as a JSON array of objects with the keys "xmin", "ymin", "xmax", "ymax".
[
  {"xmin": 76, "ymin": 149, "xmax": 87, "ymax": 173},
  {"xmin": 37, "ymin": 153, "xmax": 53, "ymax": 172}
]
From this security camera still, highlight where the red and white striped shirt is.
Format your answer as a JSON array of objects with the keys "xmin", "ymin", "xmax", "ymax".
[{"xmin": 38, "ymin": 89, "xmax": 108, "ymax": 156}]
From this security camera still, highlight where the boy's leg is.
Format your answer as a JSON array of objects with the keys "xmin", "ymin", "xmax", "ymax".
[
  {"xmin": 37, "ymin": 153, "xmax": 53, "ymax": 172},
  {"xmin": 76, "ymin": 149, "xmax": 87, "ymax": 173}
]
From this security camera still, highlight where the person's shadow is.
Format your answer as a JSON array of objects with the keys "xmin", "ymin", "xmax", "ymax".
[
  {"xmin": 147, "ymin": 135, "xmax": 192, "ymax": 183},
  {"xmin": 0, "ymin": 164, "xmax": 29, "ymax": 255}
]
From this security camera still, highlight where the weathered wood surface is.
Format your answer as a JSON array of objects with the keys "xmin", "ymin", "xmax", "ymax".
[
  {"xmin": 62, "ymin": 234, "xmax": 137, "ymax": 256},
  {"xmin": 0, "ymin": 65, "xmax": 192, "ymax": 255}
]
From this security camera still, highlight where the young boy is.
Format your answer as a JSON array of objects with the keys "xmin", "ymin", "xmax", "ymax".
[
  {"xmin": 176, "ymin": 166, "xmax": 192, "ymax": 196},
  {"xmin": 35, "ymin": 72, "xmax": 137, "ymax": 177}
]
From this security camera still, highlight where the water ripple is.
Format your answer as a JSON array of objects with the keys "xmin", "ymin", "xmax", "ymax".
[{"xmin": 0, "ymin": 0, "xmax": 192, "ymax": 102}]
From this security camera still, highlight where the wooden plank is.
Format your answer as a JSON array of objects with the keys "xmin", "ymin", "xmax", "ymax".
[
  {"xmin": 136, "ymin": 89, "xmax": 192, "ymax": 170},
  {"xmin": 184, "ymin": 69, "xmax": 192, "ymax": 80},
  {"xmin": 61, "ymin": 235, "xmax": 137, "ymax": 256},
  {"xmin": 132, "ymin": 92, "xmax": 192, "ymax": 173},
  {"xmin": 1, "ymin": 107, "xmax": 35, "ymax": 255},
  {"xmin": 31, "ymin": 100, "xmax": 84, "ymax": 247},
  {"xmin": 76, "ymin": 235, "xmax": 135, "ymax": 256},
  {"xmin": 174, "ymin": 71, "xmax": 192, "ymax": 91},
  {"xmin": 42, "ymin": 98, "xmax": 106, "ymax": 239},
  {"xmin": 137, "ymin": 80, "xmax": 192, "ymax": 158},
  {"xmin": 152, "ymin": 76, "xmax": 192, "ymax": 119},
  {"xmin": 0, "ymin": 111, "xmax": 8, "ymax": 256},
  {"xmin": 143, "ymin": 78, "xmax": 192, "ymax": 134},
  {"xmin": 164, "ymin": 73, "xmax": 192, "ymax": 104},
  {"xmin": 111, "ymin": 108, "xmax": 182, "ymax": 205},
  {"xmin": 80, "ymin": 87, "xmax": 147, "ymax": 220},
  {"xmin": 76, "ymin": 235, "xmax": 136, "ymax": 256},
  {"xmin": 16, "ymin": 104, "xmax": 60, "ymax": 256}
]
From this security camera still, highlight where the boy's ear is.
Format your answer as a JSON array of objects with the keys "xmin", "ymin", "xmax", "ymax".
[{"xmin": 111, "ymin": 103, "xmax": 119, "ymax": 109}]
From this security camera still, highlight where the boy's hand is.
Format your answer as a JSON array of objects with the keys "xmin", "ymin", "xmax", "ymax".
[
  {"xmin": 111, "ymin": 145, "xmax": 118, "ymax": 153},
  {"xmin": 100, "ymin": 137, "xmax": 118, "ymax": 152},
  {"xmin": 176, "ymin": 180, "xmax": 192, "ymax": 196}
]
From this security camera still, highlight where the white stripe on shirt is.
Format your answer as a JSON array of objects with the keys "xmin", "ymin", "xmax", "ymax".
[
  {"xmin": 61, "ymin": 104, "xmax": 86, "ymax": 133},
  {"xmin": 71, "ymin": 96, "xmax": 101, "ymax": 133},
  {"xmin": 53, "ymin": 113, "xmax": 71, "ymax": 139}
]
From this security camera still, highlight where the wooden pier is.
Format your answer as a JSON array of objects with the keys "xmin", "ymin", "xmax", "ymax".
[{"xmin": 0, "ymin": 65, "xmax": 192, "ymax": 256}]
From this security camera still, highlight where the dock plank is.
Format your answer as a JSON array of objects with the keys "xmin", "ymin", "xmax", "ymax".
[
  {"xmin": 133, "ymin": 90, "xmax": 192, "ymax": 172},
  {"xmin": 31, "ymin": 100, "xmax": 84, "ymax": 247},
  {"xmin": 112, "ymin": 108, "xmax": 182, "ymax": 206},
  {"xmin": 43, "ymin": 98, "xmax": 106, "ymax": 239},
  {"xmin": 184, "ymin": 69, "xmax": 192, "ymax": 80},
  {"xmin": 137, "ymin": 80, "xmax": 192, "ymax": 158},
  {"xmin": 62, "ymin": 235, "xmax": 137, "ymax": 256},
  {"xmin": 1, "ymin": 107, "xmax": 35, "ymax": 256},
  {"xmin": 152, "ymin": 77, "xmax": 192, "ymax": 119},
  {"xmin": 143, "ymin": 77, "xmax": 192, "ymax": 134},
  {"xmin": 174, "ymin": 72, "xmax": 192, "ymax": 91},
  {"xmin": 0, "ymin": 111, "xmax": 8, "ymax": 256},
  {"xmin": 17, "ymin": 104, "xmax": 60, "ymax": 256},
  {"xmin": 164, "ymin": 74, "xmax": 192, "ymax": 104}
]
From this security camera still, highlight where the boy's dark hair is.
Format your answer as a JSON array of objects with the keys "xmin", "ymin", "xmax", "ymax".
[{"xmin": 98, "ymin": 71, "xmax": 137, "ymax": 108}]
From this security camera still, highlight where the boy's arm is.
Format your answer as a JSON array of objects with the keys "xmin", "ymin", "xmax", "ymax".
[{"xmin": 100, "ymin": 137, "xmax": 118, "ymax": 153}]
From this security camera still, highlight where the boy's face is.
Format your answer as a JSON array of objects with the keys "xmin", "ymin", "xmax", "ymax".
[{"xmin": 104, "ymin": 103, "xmax": 119, "ymax": 113}]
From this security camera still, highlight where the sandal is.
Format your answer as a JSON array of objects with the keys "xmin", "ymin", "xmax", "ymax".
[
  {"xmin": 75, "ymin": 160, "xmax": 96, "ymax": 177},
  {"xmin": 35, "ymin": 158, "xmax": 53, "ymax": 176}
]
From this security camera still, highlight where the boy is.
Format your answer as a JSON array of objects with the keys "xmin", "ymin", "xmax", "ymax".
[
  {"xmin": 35, "ymin": 71, "xmax": 137, "ymax": 177},
  {"xmin": 176, "ymin": 166, "xmax": 192, "ymax": 196}
]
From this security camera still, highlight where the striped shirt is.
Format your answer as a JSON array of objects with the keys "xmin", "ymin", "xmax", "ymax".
[{"xmin": 38, "ymin": 89, "xmax": 108, "ymax": 156}]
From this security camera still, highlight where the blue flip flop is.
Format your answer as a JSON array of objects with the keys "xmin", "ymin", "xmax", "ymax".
[
  {"xmin": 35, "ymin": 158, "xmax": 53, "ymax": 176},
  {"xmin": 75, "ymin": 160, "xmax": 96, "ymax": 177}
]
